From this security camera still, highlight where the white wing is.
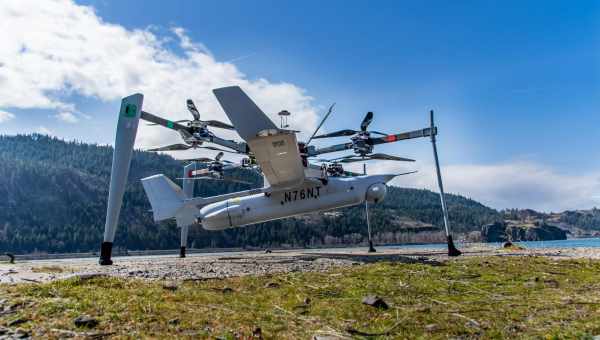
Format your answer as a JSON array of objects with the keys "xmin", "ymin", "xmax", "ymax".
[{"xmin": 213, "ymin": 86, "xmax": 305, "ymax": 190}]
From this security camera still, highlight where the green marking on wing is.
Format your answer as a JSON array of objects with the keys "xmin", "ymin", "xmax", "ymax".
[
  {"xmin": 167, "ymin": 121, "xmax": 174, "ymax": 129},
  {"xmin": 121, "ymin": 103, "xmax": 137, "ymax": 118}
]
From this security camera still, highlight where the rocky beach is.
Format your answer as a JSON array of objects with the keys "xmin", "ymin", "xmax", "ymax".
[{"xmin": 3, "ymin": 242, "xmax": 600, "ymax": 284}]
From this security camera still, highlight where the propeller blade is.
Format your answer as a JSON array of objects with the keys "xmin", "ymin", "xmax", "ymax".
[
  {"xmin": 368, "ymin": 153, "xmax": 415, "ymax": 162},
  {"xmin": 360, "ymin": 111, "xmax": 374, "ymax": 131},
  {"xmin": 343, "ymin": 170, "xmax": 363, "ymax": 177},
  {"xmin": 313, "ymin": 158, "xmax": 333, "ymax": 163},
  {"xmin": 369, "ymin": 130, "xmax": 388, "ymax": 136},
  {"xmin": 140, "ymin": 111, "xmax": 189, "ymax": 131},
  {"xmin": 396, "ymin": 170, "xmax": 418, "ymax": 176},
  {"xmin": 192, "ymin": 169, "xmax": 211, "ymax": 176},
  {"xmin": 146, "ymin": 119, "xmax": 189, "ymax": 126},
  {"xmin": 369, "ymin": 127, "xmax": 436, "ymax": 145},
  {"xmin": 186, "ymin": 99, "xmax": 201, "ymax": 121},
  {"xmin": 215, "ymin": 151, "xmax": 224, "ymax": 162},
  {"xmin": 222, "ymin": 177, "xmax": 253, "ymax": 185},
  {"xmin": 180, "ymin": 157, "xmax": 214, "ymax": 162},
  {"xmin": 182, "ymin": 176, "xmax": 252, "ymax": 185},
  {"xmin": 204, "ymin": 120, "xmax": 235, "ymax": 130},
  {"xmin": 337, "ymin": 158, "xmax": 363, "ymax": 163},
  {"xmin": 313, "ymin": 129, "xmax": 357, "ymax": 139},
  {"xmin": 176, "ymin": 176, "xmax": 212, "ymax": 180},
  {"xmin": 306, "ymin": 103, "xmax": 336, "ymax": 146},
  {"xmin": 197, "ymin": 145, "xmax": 240, "ymax": 154},
  {"xmin": 146, "ymin": 143, "xmax": 192, "ymax": 152},
  {"xmin": 178, "ymin": 129, "xmax": 194, "ymax": 141}
]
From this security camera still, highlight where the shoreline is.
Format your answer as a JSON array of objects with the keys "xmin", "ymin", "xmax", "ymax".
[
  {"xmin": 5, "ymin": 236, "xmax": 600, "ymax": 262},
  {"xmin": 3, "ymin": 242, "xmax": 600, "ymax": 284}
]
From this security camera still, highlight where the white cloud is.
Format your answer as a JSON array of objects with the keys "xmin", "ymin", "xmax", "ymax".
[
  {"xmin": 0, "ymin": 0, "xmax": 319, "ymax": 148},
  {"xmin": 358, "ymin": 160, "xmax": 600, "ymax": 212},
  {"xmin": 36, "ymin": 126, "xmax": 53, "ymax": 136},
  {"xmin": 54, "ymin": 111, "xmax": 79, "ymax": 123},
  {"xmin": 4, "ymin": 1, "xmax": 596, "ymax": 213},
  {"xmin": 0, "ymin": 110, "xmax": 15, "ymax": 123}
]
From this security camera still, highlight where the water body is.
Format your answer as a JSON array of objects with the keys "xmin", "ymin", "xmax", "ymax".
[
  {"xmin": 14, "ymin": 238, "xmax": 600, "ymax": 263},
  {"xmin": 511, "ymin": 237, "xmax": 600, "ymax": 249},
  {"xmin": 380, "ymin": 238, "xmax": 600, "ymax": 250}
]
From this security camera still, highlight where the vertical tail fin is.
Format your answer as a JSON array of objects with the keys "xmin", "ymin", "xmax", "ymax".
[
  {"xmin": 142, "ymin": 175, "xmax": 185, "ymax": 222},
  {"xmin": 142, "ymin": 174, "xmax": 199, "ymax": 229}
]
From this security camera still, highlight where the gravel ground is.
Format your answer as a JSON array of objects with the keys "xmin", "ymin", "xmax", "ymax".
[{"xmin": 1, "ymin": 243, "xmax": 598, "ymax": 284}]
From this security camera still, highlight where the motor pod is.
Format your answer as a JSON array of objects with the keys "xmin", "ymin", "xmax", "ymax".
[
  {"xmin": 365, "ymin": 183, "xmax": 387, "ymax": 203},
  {"xmin": 200, "ymin": 200, "xmax": 244, "ymax": 230}
]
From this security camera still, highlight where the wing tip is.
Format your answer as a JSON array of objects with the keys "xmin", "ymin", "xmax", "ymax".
[{"xmin": 212, "ymin": 85, "xmax": 242, "ymax": 94}]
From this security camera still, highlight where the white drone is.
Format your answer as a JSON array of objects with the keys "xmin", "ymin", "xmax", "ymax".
[{"xmin": 99, "ymin": 86, "xmax": 459, "ymax": 264}]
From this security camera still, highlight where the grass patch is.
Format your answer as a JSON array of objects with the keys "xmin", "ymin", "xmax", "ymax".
[{"xmin": 2, "ymin": 256, "xmax": 600, "ymax": 338}]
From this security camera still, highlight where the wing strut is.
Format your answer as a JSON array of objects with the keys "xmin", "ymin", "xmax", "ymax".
[
  {"xmin": 430, "ymin": 110, "xmax": 461, "ymax": 257},
  {"xmin": 100, "ymin": 94, "xmax": 143, "ymax": 265}
]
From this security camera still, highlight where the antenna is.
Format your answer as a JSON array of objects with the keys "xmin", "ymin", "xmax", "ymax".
[
  {"xmin": 430, "ymin": 110, "xmax": 461, "ymax": 257},
  {"xmin": 278, "ymin": 110, "xmax": 290, "ymax": 128},
  {"xmin": 306, "ymin": 103, "xmax": 335, "ymax": 146}
]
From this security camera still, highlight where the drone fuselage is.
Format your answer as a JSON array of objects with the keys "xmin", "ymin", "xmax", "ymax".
[{"xmin": 199, "ymin": 174, "xmax": 390, "ymax": 230}]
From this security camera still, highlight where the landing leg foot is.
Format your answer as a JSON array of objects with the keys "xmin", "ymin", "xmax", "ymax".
[
  {"xmin": 447, "ymin": 235, "xmax": 462, "ymax": 257},
  {"xmin": 179, "ymin": 246, "xmax": 186, "ymax": 258},
  {"xmin": 368, "ymin": 240, "xmax": 376, "ymax": 253},
  {"xmin": 99, "ymin": 242, "xmax": 113, "ymax": 265}
]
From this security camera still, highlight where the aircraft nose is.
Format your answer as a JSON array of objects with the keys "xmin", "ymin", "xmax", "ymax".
[{"xmin": 366, "ymin": 183, "xmax": 387, "ymax": 203}]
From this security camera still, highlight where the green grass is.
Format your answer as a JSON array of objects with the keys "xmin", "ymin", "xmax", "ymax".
[{"xmin": 2, "ymin": 256, "xmax": 600, "ymax": 339}]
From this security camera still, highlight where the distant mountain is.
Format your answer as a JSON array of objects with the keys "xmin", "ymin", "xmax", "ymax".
[
  {"xmin": 502, "ymin": 208, "xmax": 600, "ymax": 238},
  {"xmin": 0, "ymin": 134, "xmax": 504, "ymax": 254}
]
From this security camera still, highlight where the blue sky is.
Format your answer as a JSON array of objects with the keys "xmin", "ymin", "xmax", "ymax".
[
  {"xmin": 79, "ymin": 0, "xmax": 600, "ymax": 168},
  {"xmin": 0, "ymin": 0, "xmax": 599, "ymax": 211}
]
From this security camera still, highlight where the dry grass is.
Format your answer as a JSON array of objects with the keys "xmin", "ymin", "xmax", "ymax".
[
  {"xmin": 2, "ymin": 256, "xmax": 600, "ymax": 338},
  {"xmin": 30, "ymin": 265, "xmax": 65, "ymax": 273}
]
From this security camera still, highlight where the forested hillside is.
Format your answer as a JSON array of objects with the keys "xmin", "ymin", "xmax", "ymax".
[{"xmin": 0, "ymin": 134, "xmax": 502, "ymax": 254}]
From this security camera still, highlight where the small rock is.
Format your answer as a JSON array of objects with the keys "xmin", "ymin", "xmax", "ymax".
[
  {"xmin": 425, "ymin": 324, "xmax": 439, "ymax": 332},
  {"xmin": 14, "ymin": 328, "xmax": 30, "ymax": 338},
  {"xmin": 264, "ymin": 249, "xmax": 272, "ymax": 254},
  {"xmin": 544, "ymin": 279, "xmax": 559, "ymax": 288},
  {"xmin": 361, "ymin": 295, "xmax": 389, "ymax": 309},
  {"xmin": 252, "ymin": 327, "xmax": 262, "ymax": 338},
  {"xmin": 162, "ymin": 281, "xmax": 178, "ymax": 291},
  {"xmin": 168, "ymin": 318, "xmax": 180, "ymax": 325},
  {"xmin": 304, "ymin": 297, "xmax": 311, "ymax": 305},
  {"xmin": 465, "ymin": 319, "xmax": 480, "ymax": 329},
  {"xmin": 221, "ymin": 287, "xmax": 234, "ymax": 294},
  {"xmin": 264, "ymin": 282, "xmax": 279, "ymax": 289},
  {"xmin": 0, "ymin": 327, "xmax": 8, "ymax": 335},
  {"xmin": 7, "ymin": 318, "xmax": 28, "ymax": 327},
  {"xmin": 73, "ymin": 315, "xmax": 98, "ymax": 328},
  {"xmin": 502, "ymin": 241, "xmax": 513, "ymax": 248},
  {"xmin": 313, "ymin": 335, "xmax": 345, "ymax": 340}
]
